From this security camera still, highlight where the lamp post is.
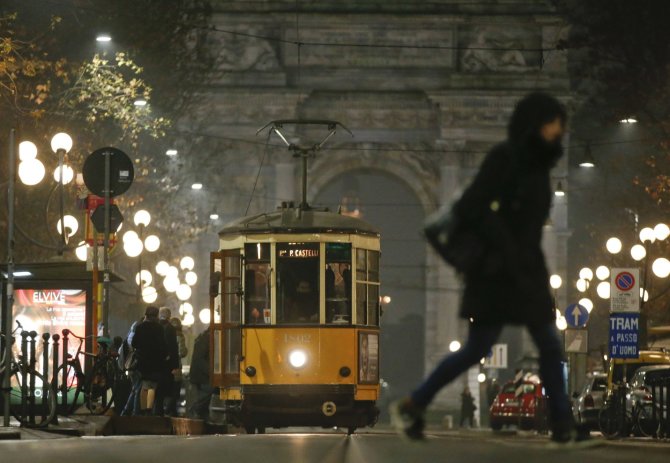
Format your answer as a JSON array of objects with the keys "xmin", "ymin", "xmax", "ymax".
[
  {"xmin": 124, "ymin": 210, "xmax": 160, "ymax": 305},
  {"xmin": 51, "ymin": 133, "xmax": 74, "ymax": 255}
]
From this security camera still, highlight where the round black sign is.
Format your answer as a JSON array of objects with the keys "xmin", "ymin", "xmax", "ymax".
[{"xmin": 83, "ymin": 147, "xmax": 134, "ymax": 197}]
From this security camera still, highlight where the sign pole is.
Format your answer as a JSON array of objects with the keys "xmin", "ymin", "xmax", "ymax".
[
  {"xmin": 3, "ymin": 129, "xmax": 16, "ymax": 427},
  {"xmin": 102, "ymin": 151, "xmax": 111, "ymax": 338}
]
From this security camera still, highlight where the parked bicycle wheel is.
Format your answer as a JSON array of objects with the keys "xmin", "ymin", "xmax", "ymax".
[
  {"xmin": 84, "ymin": 357, "xmax": 118, "ymax": 414},
  {"xmin": 635, "ymin": 404, "xmax": 659, "ymax": 438},
  {"xmin": 3, "ymin": 368, "xmax": 57, "ymax": 427},
  {"xmin": 53, "ymin": 361, "xmax": 84, "ymax": 415},
  {"xmin": 598, "ymin": 404, "xmax": 620, "ymax": 439}
]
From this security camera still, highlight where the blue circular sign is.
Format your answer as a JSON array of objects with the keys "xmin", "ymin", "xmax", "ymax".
[{"xmin": 564, "ymin": 303, "xmax": 589, "ymax": 328}]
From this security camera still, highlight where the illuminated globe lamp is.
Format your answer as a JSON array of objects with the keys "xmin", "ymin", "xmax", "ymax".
[
  {"xmin": 75, "ymin": 241, "xmax": 89, "ymax": 262},
  {"xmin": 123, "ymin": 230, "xmax": 139, "ymax": 243},
  {"xmin": 163, "ymin": 275, "xmax": 180, "ymax": 293},
  {"xmin": 19, "ymin": 141, "xmax": 38, "ymax": 161},
  {"xmin": 56, "ymin": 215, "xmax": 79, "ymax": 239},
  {"xmin": 630, "ymin": 244, "xmax": 646, "ymax": 262},
  {"xmin": 53, "ymin": 165, "xmax": 75, "ymax": 185},
  {"xmin": 576, "ymin": 279, "xmax": 589, "ymax": 293},
  {"xmin": 134, "ymin": 209, "xmax": 151, "ymax": 227},
  {"xmin": 597, "ymin": 281, "xmax": 611, "ymax": 299},
  {"xmin": 556, "ymin": 316, "xmax": 568, "ymax": 331},
  {"xmin": 166, "ymin": 266, "xmax": 179, "ymax": 277},
  {"xmin": 156, "ymin": 261, "xmax": 170, "ymax": 276},
  {"xmin": 142, "ymin": 286, "xmax": 158, "ymax": 304},
  {"xmin": 606, "ymin": 237, "xmax": 622, "ymax": 255},
  {"xmin": 135, "ymin": 270, "xmax": 153, "ymax": 287},
  {"xmin": 549, "ymin": 274, "xmax": 562, "ymax": 290},
  {"xmin": 182, "ymin": 313, "xmax": 195, "ymax": 326},
  {"xmin": 185, "ymin": 271, "xmax": 198, "ymax": 286},
  {"xmin": 50, "ymin": 132, "xmax": 73, "ymax": 154},
  {"xmin": 595, "ymin": 266, "xmax": 610, "ymax": 281},
  {"xmin": 579, "ymin": 267, "xmax": 594, "ymax": 282},
  {"xmin": 640, "ymin": 288, "xmax": 650, "ymax": 302},
  {"xmin": 652, "ymin": 258, "xmax": 670, "ymax": 279},
  {"xmin": 144, "ymin": 235, "xmax": 160, "ymax": 252},
  {"xmin": 179, "ymin": 302, "xmax": 194, "ymax": 316},
  {"xmin": 449, "ymin": 341, "xmax": 461, "ymax": 352},
  {"xmin": 123, "ymin": 237, "xmax": 143, "ymax": 258},
  {"xmin": 654, "ymin": 223, "xmax": 670, "ymax": 241},
  {"xmin": 176, "ymin": 283, "xmax": 192, "ymax": 301},
  {"xmin": 18, "ymin": 158, "xmax": 46, "ymax": 186},
  {"xmin": 199, "ymin": 308, "xmax": 211, "ymax": 324},
  {"xmin": 639, "ymin": 227, "xmax": 656, "ymax": 244},
  {"xmin": 180, "ymin": 256, "xmax": 195, "ymax": 271},
  {"xmin": 579, "ymin": 298, "xmax": 594, "ymax": 313}
]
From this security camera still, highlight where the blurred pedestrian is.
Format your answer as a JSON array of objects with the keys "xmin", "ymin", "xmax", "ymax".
[
  {"xmin": 188, "ymin": 327, "xmax": 213, "ymax": 420},
  {"xmin": 131, "ymin": 306, "xmax": 167, "ymax": 414},
  {"xmin": 120, "ymin": 318, "xmax": 143, "ymax": 416},
  {"xmin": 460, "ymin": 387, "xmax": 476, "ymax": 428},
  {"xmin": 167, "ymin": 317, "xmax": 188, "ymax": 416},
  {"xmin": 391, "ymin": 93, "xmax": 585, "ymax": 445},
  {"xmin": 154, "ymin": 307, "xmax": 180, "ymax": 416}
]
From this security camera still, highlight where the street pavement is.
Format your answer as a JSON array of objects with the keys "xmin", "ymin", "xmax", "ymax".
[{"xmin": 1, "ymin": 428, "xmax": 669, "ymax": 463}]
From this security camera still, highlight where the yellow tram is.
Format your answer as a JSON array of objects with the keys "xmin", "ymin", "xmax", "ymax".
[{"xmin": 209, "ymin": 202, "xmax": 382, "ymax": 434}]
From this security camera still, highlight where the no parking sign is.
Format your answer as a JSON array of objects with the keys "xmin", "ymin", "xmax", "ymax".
[{"xmin": 610, "ymin": 268, "xmax": 640, "ymax": 313}]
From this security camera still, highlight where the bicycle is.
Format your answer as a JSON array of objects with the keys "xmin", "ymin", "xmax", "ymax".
[
  {"xmin": 53, "ymin": 329, "xmax": 122, "ymax": 415},
  {"xmin": 598, "ymin": 383, "xmax": 632, "ymax": 439},
  {"xmin": 0, "ymin": 321, "xmax": 57, "ymax": 427}
]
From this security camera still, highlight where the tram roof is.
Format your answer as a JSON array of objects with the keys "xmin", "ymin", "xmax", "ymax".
[{"xmin": 219, "ymin": 207, "xmax": 380, "ymax": 237}]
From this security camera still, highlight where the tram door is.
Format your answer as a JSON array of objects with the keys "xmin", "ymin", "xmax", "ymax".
[{"xmin": 210, "ymin": 251, "xmax": 242, "ymax": 387}]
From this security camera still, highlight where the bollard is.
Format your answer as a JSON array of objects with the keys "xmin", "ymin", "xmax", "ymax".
[
  {"xmin": 41, "ymin": 333, "xmax": 50, "ymax": 423},
  {"xmin": 28, "ymin": 331, "xmax": 37, "ymax": 426},
  {"xmin": 20, "ymin": 331, "xmax": 29, "ymax": 425},
  {"xmin": 61, "ymin": 329, "xmax": 69, "ymax": 411},
  {"xmin": 51, "ymin": 333, "xmax": 60, "ymax": 421}
]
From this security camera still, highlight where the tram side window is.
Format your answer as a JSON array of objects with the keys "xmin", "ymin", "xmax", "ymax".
[
  {"xmin": 244, "ymin": 243, "xmax": 271, "ymax": 324},
  {"xmin": 355, "ymin": 249, "xmax": 380, "ymax": 326},
  {"xmin": 326, "ymin": 243, "xmax": 352, "ymax": 325},
  {"xmin": 277, "ymin": 243, "xmax": 320, "ymax": 324}
]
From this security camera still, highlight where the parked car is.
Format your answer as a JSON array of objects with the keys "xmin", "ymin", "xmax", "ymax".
[
  {"xmin": 489, "ymin": 379, "xmax": 547, "ymax": 431},
  {"xmin": 627, "ymin": 365, "xmax": 670, "ymax": 412},
  {"xmin": 606, "ymin": 349, "xmax": 670, "ymax": 396},
  {"xmin": 572, "ymin": 372, "xmax": 607, "ymax": 429}
]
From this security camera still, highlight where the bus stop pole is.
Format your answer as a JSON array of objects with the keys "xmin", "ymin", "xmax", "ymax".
[{"xmin": 3, "ymin": 129, "xmax": 16, "ymax": 427}]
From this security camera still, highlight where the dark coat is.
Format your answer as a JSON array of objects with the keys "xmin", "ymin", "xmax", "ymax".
[
  {"xmin": 453, "ymin": 92, "xmax": 565, "ymax": 326},
  {"xmin": 132, "ymin": 318, "xmax": 167, "ymax": 381},
  {"xmin": 160, "ymin": 319, "xmax": 180, "ymax": 371},
  {"xmin": 190, "ymin": 329, "xmax": 210, "ymax": 385}
]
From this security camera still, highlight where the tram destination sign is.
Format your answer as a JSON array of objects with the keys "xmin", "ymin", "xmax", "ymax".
[{"xmin": 277, "ymin": 243, "xmax": 320, "ymax": 259}]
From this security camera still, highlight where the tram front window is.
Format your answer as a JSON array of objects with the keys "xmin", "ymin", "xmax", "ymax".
[
  {"xmin": 326, "ymin": 243, "xmax": 352, "ymax": 325},
  {"xmin": 277, "ymin": 243, "xmax": 320, "ymax": 324},
  {"xmin": 244, "ymin": 243, "xmax": 271, "ymax": 324}
]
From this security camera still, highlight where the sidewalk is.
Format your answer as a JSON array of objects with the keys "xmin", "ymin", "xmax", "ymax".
[{"xmin": 0, "ymin": 415, "xmax": 111, "ymax": 440}]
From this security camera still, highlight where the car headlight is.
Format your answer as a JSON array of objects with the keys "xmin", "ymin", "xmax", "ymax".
[{"xmin": 288, "ymin": 350, "xmax": 307, "ymax": 369}]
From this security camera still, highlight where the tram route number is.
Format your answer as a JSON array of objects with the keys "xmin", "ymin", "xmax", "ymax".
[{"xmin": 284, "ymin": 334, "xmax": 312, "ymax": 344}]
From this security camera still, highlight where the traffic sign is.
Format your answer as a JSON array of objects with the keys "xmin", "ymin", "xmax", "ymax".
[
  {"xmin": 483, "ymin": 343, "xmax": 507, "ymax": 369},
  {"xmin": 565, "ymin": 329, "xmax": 588, "ymax": 354},
  {"xmin": 82, "ymin": 147, "xmax": 134, "ymax": 198},
  {"xmin": 609, "ymin": 313, "xmax": 640, "ymax": 359},
  {"xmin": 90, "ymin": 204, "xmax": 123, "ymax": 234},
  {"xmin": 610, "ymin": 268, "xmax": 640, "ymax": 313},
  {"xmin": 564, "ymin": 303, "xmax": 589, "ymax": 328}
]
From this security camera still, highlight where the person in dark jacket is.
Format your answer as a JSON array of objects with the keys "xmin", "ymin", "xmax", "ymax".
[
  {"xmin": 460, "ymin": 387, "xmax": 477, "ymax": 428},
  {"xmin": 154, "ymin": 307, "xmax": 180, "ymax": 416},
  {"xmin": 188, "ymin": 327, "xmax": 213, "ymax": 420},
  {"xmin": 391, "ymin": 92, "xmax": 580, "ymax": 445},
  {"xmin": 131, "ymin": 306, "xmax": 167, "ymax": 414}
]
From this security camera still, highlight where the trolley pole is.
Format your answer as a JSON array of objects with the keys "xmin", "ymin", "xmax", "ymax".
[{"xmin": 3, "ymin": 129, "xmax": 16, "ymax": 427}]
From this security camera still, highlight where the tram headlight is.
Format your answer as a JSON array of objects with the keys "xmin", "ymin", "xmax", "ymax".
[{"xmin": 288, "ymin": 350, "xmax": 307, "ymax": 369}]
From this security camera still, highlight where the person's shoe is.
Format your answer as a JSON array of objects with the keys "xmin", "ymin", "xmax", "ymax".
[
  {"xmin": 547, "ymin": 425, "xmax": 602, "ymax": 450},
  {"xmin": 389, "ymin": 398, "xmax": 426, "ymax": 441}
]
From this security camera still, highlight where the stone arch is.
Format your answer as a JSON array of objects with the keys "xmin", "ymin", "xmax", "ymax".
[{"xmin": 307, "ymin": 149, "xmax": 439, "ymax": 216}]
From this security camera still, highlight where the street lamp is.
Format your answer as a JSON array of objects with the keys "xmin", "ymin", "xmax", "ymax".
[
  {"xmin": 579, "ymin": 267, "xmax": 594, "ymax": 281},
  {"xmin": 449, "ymin": 340, "xmax": 461, "ymax": 352},
  {"xmin": 51, "ymin": 132, "xmax": 73, "ymax": 254},
  {"xmin": 579, "ymin": 297, "xmax": 594, "ymax": 313},
  {"xmin": 630, "ymin": 244, "xmax": 646, "ymax": 261},
  {"xmin": 596, "ymin": 281, "xmax": 611, "ymax": 299},
  {"xmin": 550, "ymin": 274, "xmax": 563, "ymax": 290},
  {"xmin": 606, "ymin": 237, "xmax": 622, "ymax": 254},
  {"xmin": 185, "ymin": 271, "xmax": 198, "ymax": 286},
  {"xmin": 652, "ymin": 258, "xmax": 670, "ymax": 278},
  {"xmin": 640, "ymin": 227, "xmax": 656, "ymax": 244},
  {"xmin": 180, "ymin": 256, "xmax": 195, "ymax": 271},
  {"xmin": 56, "ymin": 215, "xmax": 79, "ymax": 241},
  {"xmin": 595, "ymin": 266, "xmax": 610, "ymax": 281},
  {"xmin": 654, "ymin": 223, "xmax": 670, "ymax": 241}
]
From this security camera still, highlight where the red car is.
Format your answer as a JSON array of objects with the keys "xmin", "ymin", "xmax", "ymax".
[{"xmin": 489, "ymin": 380, "xmax": 548, "ymax": 431}]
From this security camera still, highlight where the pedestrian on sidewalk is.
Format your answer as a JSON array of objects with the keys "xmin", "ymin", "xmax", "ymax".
[
  {"xmin": 391, "ymin": 92, "xmax": 585, "ymax": 446},
  {"xmin": 120, "ymin": 318, "xmax": 143, "ymax": 416},
  {"xmin": 167, "ymin": 316, "xmax": 188, "ymax": 416},
  {"xmin": 154, "ymin": 307, "xmax": 180, "ymax": 416},
  {"xmin": 131, "ymin": 306, "xmax": 167, "ymax": 414},
  {"xmin": 188, "ymin": 327, "xmax": 213, "ymax": 420},
  {"xmin": 460, "ymin": 387, "xmax": 477, "ymax": 428}
]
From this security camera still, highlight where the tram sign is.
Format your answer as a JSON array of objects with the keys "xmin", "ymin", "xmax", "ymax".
[
  {"xmin": 610, "ymin": 268, "xmax": 640, "ymax": 313},
  {"xmin": 609, "ymin": 313, "xmax": 640, "ymax": 359}
]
